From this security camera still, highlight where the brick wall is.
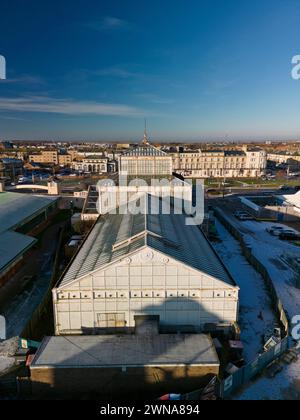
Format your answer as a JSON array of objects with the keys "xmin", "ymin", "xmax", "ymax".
[{"xmin": 30, "ymin": 364, "xmax": 219, "ymax": 399}]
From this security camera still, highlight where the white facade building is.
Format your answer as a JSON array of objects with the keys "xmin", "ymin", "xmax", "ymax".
[
  {"xmin": 172, "ymin": 148, "xmax": 267, "ymax": 178},
  {"xmin": 267, "ymin": 152, "xmax": 300, "ymax": 164},
  {"xmin": 72, "ymin": 156, "xmax": 108, "ymax": 173},
  {"xmin": 119, "ymin": 134, "xmax": 173, "ymax": 176},
  {"xmin": 53, "ymin": 195, "xmax": 239, "ymax": 335}
]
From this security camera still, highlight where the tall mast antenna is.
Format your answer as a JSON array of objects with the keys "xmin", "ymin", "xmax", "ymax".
[{"xmin": 143, "ymin": 118, "xmax": 149, "ymax": 145}]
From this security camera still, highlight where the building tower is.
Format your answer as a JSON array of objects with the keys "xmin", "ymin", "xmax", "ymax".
[{"xmin": 142, "ymin": 119, "xmax": 149, "ymax": 145}]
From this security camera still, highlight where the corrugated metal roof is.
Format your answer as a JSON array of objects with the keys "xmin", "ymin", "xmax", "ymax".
[
  {"xmin": 58, "ymin": 194, "xmax": 235, "ymax": 288},
  {"xmin": 0, "ymin": 192, "xmax": 58, "ymax": 233},
  {"xmin": 0, "ymin": 231, "xmax": 37, "ymax": 272},
  {"xmin": 122, "ymin": 145, "xmax": 167, "ymax": 157}
]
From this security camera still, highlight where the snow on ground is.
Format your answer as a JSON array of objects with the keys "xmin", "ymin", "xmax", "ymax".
[
  {"xmin": 3, "ymin": 252, "xmax": 53, "ymax": 338},
  {"xmin": 241, "ymin": 220, "xmax": 300, "ymax": 318},
  {"xmin": 213, "ymin": 220, "xmax": 276, "ymax": 362},
  {"xmin": 235, "ymin": 344, "xmax": 300, "ymax": 400},
  {"xmin": 0, "ymin": 356, "xmax": 15, "ymax": 375},
  {"xmin": 217, "ymin": 209, "xmax": 300, "ymax": 319},
  {"xmin": 0, "ymin": 337, "xmax": 18, "ymax": 375},
  {"xmin": 215, "ymin": 208, "xmax": 300, "ymax": 399}
]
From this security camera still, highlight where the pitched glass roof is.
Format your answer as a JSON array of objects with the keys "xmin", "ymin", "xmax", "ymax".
[
  {"xmin": 58, "ymin": 194, "xmax": 235, "ymax": 288},
  {"xmin": 122, "ymin": 145, "xmax": 168, "ymax": 157}
]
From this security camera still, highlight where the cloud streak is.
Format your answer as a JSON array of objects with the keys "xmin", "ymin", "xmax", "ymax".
[
  {"xmin": 0, "ymin": 96, "xmax": 142, "ymax": 117},
  {"xmin": 85, "ymin": 16, "xmax": 129, "ymax": 31},
  {"xmin": 1, "ymin": 75, "xmax": 45, "ymax": 85},
  {"xmin": 134, "ymin": 93, "xmax": 174, "ymax": 105}
]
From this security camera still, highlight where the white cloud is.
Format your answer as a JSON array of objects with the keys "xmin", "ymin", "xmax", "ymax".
[
  {"xmin": 93, "ymin": 67, "xmax": 138, "ymax": 78},
  {"xmin": 0, "ymin": 96, "xmax": 142, "ymax": 116},
  {"xmin": 86, "ymin": 17, "xmax": 129, "ymax": 31},
  {"xmin": 0, "ymin": 115, "xmax": 30, "ymax": 121},
  {"xmin": 134, "ymin": 93, "xmax": 174, "ymax": 105},
  {"xmin": 1, "ymin": 75, "xmax": 45, "ymax": 85}
]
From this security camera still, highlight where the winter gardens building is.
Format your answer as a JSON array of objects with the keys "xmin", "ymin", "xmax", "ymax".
[
  {"xmin": 30, "ymin": 136, "xmax": 239, "ymax": 398},
  {"xmin": 53, "ymin": 194, "xmax": 239, "ymax": 335}
]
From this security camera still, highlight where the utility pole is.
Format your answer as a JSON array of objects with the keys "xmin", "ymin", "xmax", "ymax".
[
  {"xmin": 222, "ymin": 151, "xmax": 226, "ymax": 199},
  {"xmin": 12, "ymin": 161, "xmax": 15, "ymax": 183}
]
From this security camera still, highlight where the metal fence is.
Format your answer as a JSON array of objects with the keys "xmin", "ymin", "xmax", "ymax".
[{"xmin": 220, "ymin": 336, "xmax": 289, "ymax": 398}]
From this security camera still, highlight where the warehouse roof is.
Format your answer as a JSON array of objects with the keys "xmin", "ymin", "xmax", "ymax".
[
  {"xmin": 58, "ymin": 194, "xmax": 235, "ymax": 288},
  {"xmin": 0, "ymin": 192, "xmax": 57, "ymax": 233},
  {"xmin": 0, "ymin": 231, "xmax": 37, "ymax": 273},
  {"xmin": 31, "ymin": 334, "xmax": 219, "ymax": 368}
]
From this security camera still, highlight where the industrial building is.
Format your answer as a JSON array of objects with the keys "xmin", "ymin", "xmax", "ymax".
[
  {"xmin": 0, "ymin": 191, "xmax": 58, "ymax": 285},
  {"xmin": 240, "ymin": 191, "xmax": 300, "ymax": 221},
  {"xmin": 0, "ymin": 157, "xmax": 23, "ymax": 182},
  {"xmin": 30, "ymin": 332, "xmax": 219, "ymax": 399},
  {"xmin": 53, "ymin": 194, "xmax": 239, "ymax": 335}
]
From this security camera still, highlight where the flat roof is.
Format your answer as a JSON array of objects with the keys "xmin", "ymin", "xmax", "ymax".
[
  {"xmin": 59, "ymin": 194, "xmax": 235, "ymax": 288},
  {"xmin": 0, "ymin": 192, "xmax": 58, "ymax": 233},
  {"xmin": 0, "ymin": 231, "xmax": 37, "ymax": 273},
  {"xmin": 31, "ymin": 334, "xmax": 219, "ymax": 368}
]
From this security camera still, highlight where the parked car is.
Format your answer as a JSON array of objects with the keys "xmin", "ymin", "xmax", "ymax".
[
  {"xmin": 279, "ymin": 231, "xmax": 300, "ymax": 240},
  {"xmin": 234, "ymin": 211, "xmax": 244, "ymax": 217},
  {"xmin": 279, "ymin": 185, "xmax": 290, "ymax": 191},
  {"xmin": 206, "ymin": 188, "xmax": 218, "ymax": 194},
  {"xmin": 266, "ymin": 226, "xmax": 285, "ymax": 235},
  {"xmin": 238, "ymin": 214, "xmax": 254, "ymax": 221},
  {"xmin": 234, "ymin": 211, "xmax": 254, "ymax": 221}
]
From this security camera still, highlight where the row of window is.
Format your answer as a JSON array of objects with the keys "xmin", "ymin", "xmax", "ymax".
[{"xmin": 57, "ymin": 289, "xmax": 237, "ymax": 300}]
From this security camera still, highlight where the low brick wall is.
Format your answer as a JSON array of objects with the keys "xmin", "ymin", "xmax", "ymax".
[{"xmin": 30, "ymin": 364, "xmax": 219, "ymax": 399}]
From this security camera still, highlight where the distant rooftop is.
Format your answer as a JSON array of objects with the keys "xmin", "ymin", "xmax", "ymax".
[
  {"xmin": 31, "ymin": 334, "xmax": 219, "ymax": 368},
  {"xmin": 224, "ymin": 150, "xmax": 246, "ymax": 156},
  {"xmin": 0, "ymin": 231, "xmax": 37, "ymax": 273},
  {"xmin": 268, "ymin": 151, "xmax": 300, "ymax": 156},
  {"xmin": 83, "ymin": 155, "xmax": 107, "ymax": 160},
  {"xmin": 0, "ymin": 158, "xmax": 23, "ymax": 164},
  {"xmin": 122, "ymin": 144, "xmax": 168, "ymax": 157}
]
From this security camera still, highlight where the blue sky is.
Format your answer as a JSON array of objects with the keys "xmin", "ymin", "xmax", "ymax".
[{"xmin": 0, "ymin": 0, "xmax": 300, "ymax": 141}]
